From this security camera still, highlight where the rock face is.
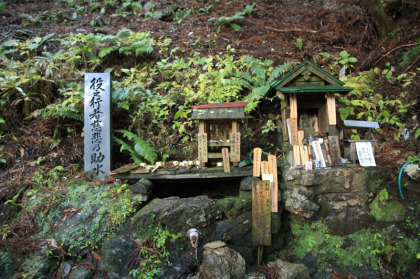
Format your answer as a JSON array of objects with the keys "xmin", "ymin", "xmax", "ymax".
[
  {"xmin": 283, "ymin": 167, "xmax": 387, "ymax": 234},
  {"xmin": 102, "ymin": 195, "xmax": 283, "ymax": 278},
  {"xmin": 267, "ymin": 260, "xmax": 309, "ymax": 279},
  {"xmin": 198, "ymin": 241, "xmax": 246, "ymax": 279}
]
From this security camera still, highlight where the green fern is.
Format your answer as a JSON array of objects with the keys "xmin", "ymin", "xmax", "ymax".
[{"xmin": 114, "ymin": 129, "xmax": 157, "ymax": 164}]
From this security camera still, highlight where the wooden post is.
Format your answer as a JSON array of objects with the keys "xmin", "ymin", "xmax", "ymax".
[
  {"xmin": 253, "ymin": 148, "xmax": 262, "ymax": 177},
  {"xmin": 268, "ymin": 155, "xmax": 278, "ymax": 212},
  {"xmin": 222, "ymin": 148, "xmax": 230, "ymax": 173},
  {"xmin": 326, "ymin": 92, "xmax": 336, "ymax": 125},
  {"xmin": 290, "ymin": 94, "xmax": 298, "ymax": 119},
  {"xmin": 252, "ymin": 180, "xmax": 271, "ymax": 246}
]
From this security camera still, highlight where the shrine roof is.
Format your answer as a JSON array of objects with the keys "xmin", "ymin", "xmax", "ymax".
[{"xmin": 191, "ymin": 102, "xmax": 247, "ymax": 120}]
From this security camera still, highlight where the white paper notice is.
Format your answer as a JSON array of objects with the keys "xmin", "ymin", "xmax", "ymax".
[{"xmin": 355, "ymin": 142, "xmax": 376, "ymax": 167}]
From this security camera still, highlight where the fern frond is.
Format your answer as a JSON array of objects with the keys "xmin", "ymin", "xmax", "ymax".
[
  {"xmin": 116, "ymin": 29, "xmax": 133, "ymax": 38},
  {"xmin": 268, "ymin": 61, "xmax": 292, "ymax": 84},
  {"xmin": 115, "ymin": 129, "xmax": 157, "ymax": 164}
]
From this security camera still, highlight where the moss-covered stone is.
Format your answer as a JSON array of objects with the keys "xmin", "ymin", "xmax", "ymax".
[{"xmin": 369, "ymin": 198, "xmax": 406, "ymax": 223}]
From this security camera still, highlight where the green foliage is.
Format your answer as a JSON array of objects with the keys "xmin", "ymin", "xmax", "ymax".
[
  {"xmin": 294, "ymin": 37, "xmax": 303, "ymax": 51},
  {"xmin": 114, "ymin": 129, "xmax": 158, "ymax": 164},
  {"xmin": 208, "ymin": 4, "xmax": 256, "ymax": 33},
  {"xmin": 337, "ymin": 50, "xmax": 357, "ymax": 67},
  {"xmin": 399, "ymin": 40, "xmax": 420, "ymax": 67},
  {"xmin": 338, "ymin": 67, "xmax": 416, "ymax": 141},
  {"xmin": 261, "ymin": 119, "xmax": 277, "ymax": 134},
  {"xmin": 130, "ymin": 223, "xmax": 181, "ymax": 279},
  {"xmin": 291, "ymin": 221, "xmax": 419, "ymax": 274}
]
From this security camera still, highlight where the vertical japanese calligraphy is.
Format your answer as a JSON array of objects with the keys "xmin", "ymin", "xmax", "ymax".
[{"xmin": 84, "ymin": 73, "xmax": 111, "ymax": 180}]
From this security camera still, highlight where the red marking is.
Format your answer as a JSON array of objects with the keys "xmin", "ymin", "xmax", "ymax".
[{"xmin": 192, "ymin": 102, "xmax": 248, "ymax": 109}]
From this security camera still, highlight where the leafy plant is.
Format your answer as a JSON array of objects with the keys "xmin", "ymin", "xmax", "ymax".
[
  {"xmin": 336, "ymin": 50, "xmax": 357, "ymax": 68},
  {"xmin": 130, "ymin": 223, "xmax": 181, "ymax": 279},
  {"xmin": 208, "ymin": 4, "xmax": 255, "ymax": 33},
  {"xmin": 114, "ymin": 129, "xmax": 158, "ymax": 164},
  {"xmin": 294, "ymin": 37, "xmax": 303, "ymax": 51}
]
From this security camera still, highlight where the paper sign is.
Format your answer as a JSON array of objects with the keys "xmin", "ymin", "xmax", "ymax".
[{"xmin": 356, "ymin": 142, "xmax": 376, "ymax": 167}]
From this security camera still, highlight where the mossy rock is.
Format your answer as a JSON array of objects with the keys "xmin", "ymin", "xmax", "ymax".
[{"xmin": 369, "ymin": 198, "xmax": 406, "ymax": 223}]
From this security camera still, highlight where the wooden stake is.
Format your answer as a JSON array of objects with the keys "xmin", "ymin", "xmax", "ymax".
[
  {"xmin": 253, "ymin": 148, "xmax": 262, "ymax": 177},
  {"xmin": 268, "ymin": 155, "xmax": 278, "ymax": 212},
  {"xmin": 222, "ymin": 148, "xmax": 230, "ymax": 173},
  {"xmin": 293, "ymin": 145, "xmax": 301, "ymax": 166},
  {"xmin": 261, "ymin": 161, "xmax": 269, "ymax": 176}
]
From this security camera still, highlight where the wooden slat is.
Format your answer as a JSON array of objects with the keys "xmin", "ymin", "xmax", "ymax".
[
  {"xmin": 253, "ymin": 148, "xmax": 262, "ymax": 177},
  {"xmin": 268, "ymin": 155, "xmax": 278, "ymax": 213},
  {"xmin": 290, "ymin": 118, "xmax": 298, "ymax": 146},
  {"xmin": 300, "ymin": 146, "xmax": 309, "ymax": 164},
  {"xmin": 207, "ymin": 153, "xmax": 224, "ymax": 159},
  {"xmin": 328, "ymin": 136, "xmax": 342, "ymax": 166},
  {"xmin": 298, "ymin": 130, "xmax": 304, "ymax": 146},
  {"xmin": 293, "ymin": 146, "xmax": 301, "ymax": 166},
  {"xmin": 290, "ymin": 94, "xmax": 298, "ymax": 119},
  {"xmin": 327, "ymin": 92, "xmax": 336, "ymax": 125},
  {"xmin": 252, "ymin": 180, "xmax": 271, "ymax": 246},
  {"xmin": 261, "ymin": 161, "xmax": 269, "ymax": 176},
  {"xmin": 222, "ymin": 148, "xmax": 230, "ymax": 173},
  {"xmin": 231, "ymin": 132, "xmax": 241, "ymax": 162},
  {"xmin": 198, "ymin": 133, "xmax": 208, "ymax": 163}
]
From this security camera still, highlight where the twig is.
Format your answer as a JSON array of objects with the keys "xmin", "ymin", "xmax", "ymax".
[
  {"xmin": 403, "ymin": 54, "xmax": 420, "ymax": 74},
  {"xmin": 265, "ymin": 26, "xmax": 318, "ymax": 34},
  {"xmin": 372, "ymin": 43, "xmax": 420, "ymax": 67}
]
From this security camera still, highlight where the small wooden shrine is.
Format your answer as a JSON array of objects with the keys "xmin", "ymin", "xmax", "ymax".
[
  {"xmin": 191, "ymin": 102, "xmax": 247, "ymax": 167},
  {"xmin": 267, "ymin": 60, "xmax": 353, "ymax": 145}
]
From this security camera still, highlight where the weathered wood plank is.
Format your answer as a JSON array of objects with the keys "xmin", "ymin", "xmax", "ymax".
[
  {"xmin": 207, "ymin": 153, "xmax": 224, "ymax": 159},
  {"xmin": 222, "ymin": 148, "xmax": 230, "ymax": 173},
  {"xmin": 252, "ymin": 180, "xmax": 272, "ymax": 246},
  {"xmin": 253, "ymin": 148, "xmax": 262, "ymax": 177},
  {"xmin": 268, "ymin": 155, "xmax": 278, "ymax": 213}
]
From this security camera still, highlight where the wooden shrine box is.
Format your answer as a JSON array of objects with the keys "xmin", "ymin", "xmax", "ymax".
[
  {"xmin": 191, "ymin": 102, "xmax": 247, "ymax": 167},
  {"xmin": 267, "ymin": 61, "xmax": 353, "ymax": 146}
]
